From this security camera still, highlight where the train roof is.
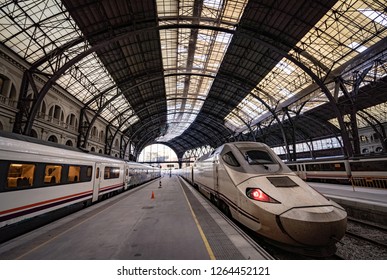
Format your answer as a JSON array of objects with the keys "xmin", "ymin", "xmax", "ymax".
[
  {"xmin": 196, "ymin": 141, "xmax": 272, "ymax": 162},
  {"xmin": 0, "ymin": 130, "xmax": 129, "ymax": 163},
  {"xmin": 0, "ymin": 130, "xmax": 83, "ymax": 152}
]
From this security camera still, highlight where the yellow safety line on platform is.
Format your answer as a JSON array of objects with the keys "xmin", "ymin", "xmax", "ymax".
[{"xmin": 178, "ymin": 178, "xmax": 216, "ymax": 260}]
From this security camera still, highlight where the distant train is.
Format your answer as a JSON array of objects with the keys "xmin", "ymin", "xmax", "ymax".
[
  {"xmin": 286, "ymin": 155, "xmax": 387, "ymax": 188},
  {"xmin": 181, "ymin": 142, "xmax": 347, "ymax": 256},
  {"xmin": 0, "ymin": 132, "xmax": 159, "ymax": 240}
]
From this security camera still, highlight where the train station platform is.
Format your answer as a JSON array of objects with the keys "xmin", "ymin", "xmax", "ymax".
[
  {"xmin": 0, "ymin": 176, "xmax": 272, "ymax": 260},
  {"xmin": 309, "ymin": 182, "xmax": 387, "ymax": 225}
]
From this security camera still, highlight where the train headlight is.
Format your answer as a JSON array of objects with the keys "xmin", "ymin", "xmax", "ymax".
[{"xmin": 246, "ymin": 188, "xmax": 279, "ymax": 203}]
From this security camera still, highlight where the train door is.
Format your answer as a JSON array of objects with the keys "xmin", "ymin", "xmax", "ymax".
[
  {"xmin": 213, "ymin": 154, "xmax": 220, "ymax": 194},
  {"xmin": 124, "ymin": 164, "xmax": 130, "ymax": 190},
  {"xmin": 191, "ymin": 165, "xmax": 194, "ymax": 184},
  {"xmin": 298, "ymin": 163, "xmax": 307, "ymax": 180},
  {"xmin": 92, "ymin": 163, "xmax": 102, "ymax": 202}
]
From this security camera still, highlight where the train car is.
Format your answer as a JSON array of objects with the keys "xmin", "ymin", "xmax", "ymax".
[
  {"xmin": 286, "ymin": 155, "xmax": 387, "ymax": 188},
  {"xmin": 128, "ymin": 162, "xmax": 159, "ymax": 187},
  {"xmin": 287, "ymin": 158, "xmax": 351, "ymax": 183},
  {"xmin": 0, "ymin": 131, "xmax": 158, "ymax": 241},
  {"xmin": 348, "ymin": 156, "xmax": 387, "ymax": 188},
  {"xmin": 182, "ymin": 142, "xmax": 347, "ymax": 256}
]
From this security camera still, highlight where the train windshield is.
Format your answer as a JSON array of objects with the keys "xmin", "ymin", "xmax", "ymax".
[{"xmin": 244, "ymin": 150, "xmax": 277, "ymax": 165}]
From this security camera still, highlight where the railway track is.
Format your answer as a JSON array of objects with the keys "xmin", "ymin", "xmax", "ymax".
[
  {"xmin": 346, "ymin": 217, "xmax": 387, "ymax": 247},
  {"xmin": 335, "ymin": 217, "xmax": 387, "ymax": 259}
]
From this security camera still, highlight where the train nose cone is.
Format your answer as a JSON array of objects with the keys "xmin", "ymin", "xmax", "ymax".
[{"xmin": 278, "ymin": 206, "xmax": 347, "ymax": 246}]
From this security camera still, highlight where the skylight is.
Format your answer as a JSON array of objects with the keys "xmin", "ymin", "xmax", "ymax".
[
  {"xmin": 156, "ymin": 0, "xmax": 248, "ymax": 142},
  {"xmin": 224, "ymin": 0, "xmax": 387, "ymax": 133},
  {"xmin": 0, "ymin": 0, "xmax": 138, "ymax": 128},
  {"xmin": 276, "ymin": 61, "xmax": 296, "ymax": 75},
  {"xmin": 359, "ymin": 9, "xmax": 387, "ymax": 27},
  {"xmin": 348, "ymin": 42, "xmax": 368, "ymax": 53}
]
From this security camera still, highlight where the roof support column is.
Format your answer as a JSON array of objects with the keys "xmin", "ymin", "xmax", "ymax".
[
  {"xmin": 284, "ymin": 108, "xmax": 297, "ymax": 161},
  {"xmin": 13, "ymin": 71, "xmax": 37, "ymax": 135}
]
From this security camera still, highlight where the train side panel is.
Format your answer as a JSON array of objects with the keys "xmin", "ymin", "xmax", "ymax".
[
  {"xmin": 97, "ymin": 162, "xmax": 126, "ymax": 199},
  {"xmin": 215, "ymin": 148, "xmax": 242, "ymax": 220},
  {"xmin": 0, "ymin": 135, "xmax": 158, "ymax": 231},
  {"xmin": 0, "ymin": 146, "xmax": 97, "ymax": 228},
  {"xmin": 193, "ymin": 154, "xmax": 215, "ymax": 200}
]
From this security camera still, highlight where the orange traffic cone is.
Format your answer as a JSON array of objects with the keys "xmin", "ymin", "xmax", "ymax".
[{"xmin": 151, "ymin": 191, "xmax": 155, "ymax": 199}]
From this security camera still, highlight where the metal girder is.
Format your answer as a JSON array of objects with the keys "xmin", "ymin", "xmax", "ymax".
[
  {"xmin": 128, "ymin": 112, "xmax": 226, "ymax": 153},
  {"xmin": 79, "ymin": 71, "xmax": 269, "ymax": 149},
  {"xmin": 13, "ymin": 21, "xmax": 352, "ymax": 157},
  {"xmin": 358, "ymin": 109, "xmax": 387, "ymax": 153}
]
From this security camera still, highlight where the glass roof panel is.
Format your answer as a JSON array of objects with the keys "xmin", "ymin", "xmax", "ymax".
[
  {"xmin": 0, "ymin": 0, "xmax": 138, "ymax": 127},
  {"xmin": 225, "ymin": 0, "xmax": 387, "ymax": 133},
  {"xmin": 329, "ymin": 101, "xmax": 387, "ymax": 129},
  {"xmin": 156, "ymin": 0, "xmax": 248, "ymax": 142}
]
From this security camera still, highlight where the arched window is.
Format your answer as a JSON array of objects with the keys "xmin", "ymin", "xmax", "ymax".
[
  {"xmin": 0, "ymin": 75, "xmax": 6, "ymax": 97},
  {"xmin": 114, "ymin": 138, "xmax": 119, "ymax": 148},
  {"xmin": 99, "ymin": 149, "xmax": 103, "ymax": 154},
  {"xmin": 99, "ymin": 130, "xmax": 104, "ymax": 141},
  {"xmin": 9, "ymin": 84, "xmax": 16, "ymax": 100},
  {"xmin": 91, "ymin": 147, "xmax": 95, "ymax": 152},
  {"xmin": 138, "ymin": 144, "xmax": 178, "ymax": 163},
  {"xmin": 49, "ymin": 105, "xmax": 63, "ymax": 121},
  {"xmin": 65, "ymin": 140, "xmax": 73, "ymax": 147},
  {"xmin": 47, "ymin": 135, "xmax": 58, "ymax": 143},
  {"xmin": 29, "ymin": 129, "xmax": 38, "ymax": 138},
  {"xmin": 0, "ymin": 75, "xmax": 15, "ymax": 102},
  {"xmin": 362, "ymin": 148, "xmax": 369, "ymax": 154},
  {"xmin": 66, "ymin": 113, "xmax": 78, "ymax": 129},
  {"xmin": 360, "ymin": 135, "xmax": 368, "ymax": 143},
  {"xmin": 1, "ymin": 74, "xmax": 17, "ymax": 104},
  {"xmin": 0, "ymin": 121, "xmax": 3, "ymax": 131},
  {"xmin": 92, "ymin": 126, "xmax": 98, "ymax": 137},
  {"xmin": 40, "ymin": 101, "xmax": 47, "ymax": 116}
]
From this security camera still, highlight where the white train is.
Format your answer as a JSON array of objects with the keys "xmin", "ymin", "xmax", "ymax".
[
  {"xmin": 182, "ymin": 142, "xmax": 347, "ymax": 256},
  {"xmin": 286, "ymin": 156, "xmax": 387, "ymax": 189},
  {"xmin": 0, "ymin": 132, "xmax": 159, "ymax": 241}
]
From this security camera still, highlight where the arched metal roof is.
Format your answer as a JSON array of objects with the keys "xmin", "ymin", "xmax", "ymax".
[{"xmin": 1, "ymin": 0, "xmax": 386, "ymax": 158}]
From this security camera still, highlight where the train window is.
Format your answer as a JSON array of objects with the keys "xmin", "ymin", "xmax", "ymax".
[
  {"xmin": 245, "ymin": 150, "xmax": 275, "ymax": 165},
  {"xmin": 84, "ymin": 166, "xmax": 93, "ymax": 181},
  {"xmin": 222, "ymin": 152, "xmax": 240, "ymax": 167},
  {"xmin": 104, "ymin": 167, "xmax": 110, "ymax": 178},
  {"xmin": 350, "ymin": 160, "xmax": 387, "ymax": 172},
  {"xmin": 96, "ymin": 167, "xmax": 100, "ymax": 179},
  {"xmin": 287, "ymin": 165, "xmax": 297, "ymax": 171},
  {"xmin": 307, "ymin": 163, "xmax": 319, "ymax": 171},
  {"xmin": 44, "ymin": 165, "xmax": 62, "ymax": 184},
  {"xmin": 68, "ymin": 166, "xmax": 81, "ymax": 182},
  {"xmin": 7, "ymin": 163, "xmax": 35, "ymax": 188},
  {"xmin": 104, "ymin": 166, "xmax": 120, "ymax": 179},
  {"xmin": 305, "ymin": 162, "xmax": 345, "ymax": 171}
]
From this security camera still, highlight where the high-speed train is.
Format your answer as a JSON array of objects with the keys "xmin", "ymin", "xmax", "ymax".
[
  {"xmin": 181, "ymin": 142, "xmax": 347, "ymax": 256},
  {"xmin": 0, "ymin": 132, "xmax": 159, "ymax": 242}
]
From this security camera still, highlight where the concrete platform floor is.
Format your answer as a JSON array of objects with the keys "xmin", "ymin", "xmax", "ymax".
[{"xmin": 0, "ymin": 176, "xmax": 272, "ymax": 260}]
